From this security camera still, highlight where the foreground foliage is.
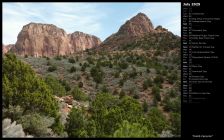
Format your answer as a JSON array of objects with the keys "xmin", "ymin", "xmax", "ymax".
[{"xmin": 2, "ymin": 54, "xmax": 64, "ymax": 137}]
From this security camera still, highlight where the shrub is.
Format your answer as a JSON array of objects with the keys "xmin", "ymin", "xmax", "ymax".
[
  {"xmin": 78, "ymin": 81, "xmax": 83, "ymax": 88},
  {"xmin": 152, "ymin": 97, "xmax": 158, "ymax": 107},
  {"xmin": 71, "ymin": 87, "xmax": 88, "ymax": 101},
  {"xmin": 70, "ymin": 66, "xmax": 77, "ymax": 73},
  {"xmin": 147, "ymin": 107, "xmax": 169, "ymax": 134},
  {"xmin": 114, "ymin": 71, "xmax": 120, "ymax": 78},
  {"xmin": 167, "ymin": 73, "xmax": 178, "ymax": 84},
  {"xmin": 122, "ymin": 72, "xmax": 129, "ymax": 81},
  {"xmin": 51, "ymin": 116, "xmax": 65, "ymax": 136},
  {"xmin": 162, "ymin": 70, "xmax": 168, "ymax": 76},
  {"xmin": 143, "ymin": 81, "xmax": 148, "ymax": 90},
  {"xmin": 118, "ymin": 61, "xmax": 129, "ymax": 69},
  {"xmin": 168, "ymin": 89, "xmax": 176, "ymax": 98},
  {"xmin": 152, "ymin": 86, "xmax": 161, "ymax": 102},
  {"xmin": 18, "ymin": 113, "xmax": 55, "ymax": 137},
  {"xmin": 119, "ymin": 90, "xmax": 126, "ymax": 99},
  {"xmin": 3, "ymin": 105, "xmax": 24, "ymax": 122},
  {"xmin": 142, "ymin": 100, "xmax": 148, "ymax": 112},
  {"xmin": 163, "ymin": 97, "xmax": 180, "ymax": 113},
  {"xmin": 85, "ymin": 74, "xmax": 90, "ymax": 80},
  {"xmin": 113, "ymin": 89, "xmax": 119, "ymax": 95},
  {"xmin": 139, "ymin": 72, "xmax": 142, "ymax": 76},
  {"xmin": 54, "ymin": 56, "xmax": 61, "ymax": 60},
  {"xmin": 91, "ymin": 93, "xmax": 122, "ymax": 135},
  {"xmin": 101, "ymin": 85, "xmax": 109, "ymax": 93},
  {"xmin": 73, "ymin": 74, "xmax": 81, "ymax": 81},
  {"xmin": 86, "ymin": 57, "xmax": 94, "ymax": 65},
  {"xmin": 119, "ymin": 79, "xmax": 124, "ymax": 87},
  {"xmin": 86, "ymin": 120, "xmax": 96, "ymax": 137},
  {"xmin": 48, "ymin": 65, "xmax": 57, "ymax": 72},
  {"xmin": 45, "ymin": 75, "xmax": 66, "ymax": 97},
  {"xmin": 59, "ymin": 79, "xmax": 71, "ymax": 92},
  {"xmin": 133, "ymin": 93, "xmax": 140, "ymax": 99},
  {"xmin": 143, "ymin": 78, "xmax": 152, "ymax": 90},
  {"xmin": 118, "ymin": 96, "xmax": 143, "ymax": 122},
  {"xmin": 159, "ymin": 130, "xmax": 174, "ymax": 138},
  {"xmin": 146, "ymin": 68, "xmax": 150, "ymax": 73},
  {"xmin": 109, "ymin": 62, "xmax": 113, "ymax": 68},
  {"xmin": 90, "ymin": 66, "xmax": 104, "ymax": 84},
  {"xmin": 76, "ymin": 56, "xmax": 79, "ymax": 62},
  {"xmin": 3, "ymin": 118, "xmax": 33, "ymax": 138},
  {"xmin": 81, "ymin": 65, "xmax": 86, "ymax": 72},
  {"xmin": 154, "ymin": 91, "xmax": 161, "ymax": 102},
  {"xmin": 152, "ymin": 86, "xmax": 160, "ymax": 95},
  {"xmin": 68, "ymin": 58, "xmax": 76, "ymax": 63},
  {"xmin": 154, "ymin": 75, "xmax": 164, "ymax": 85},
  {"xmin": 65, "ymin": 108, "xmax": 87, "ymax": 137},
  {"xmin": 129, "ymin": 67, "xmax": 138, "ymax": 79},
  {"xmin": 113, "ymin": 120, "xmax": 154, "ymax": 138},
  {"xmin": 46, "ymin": 61, "xmax": 51, "ymax": 66},
  {"xmin": 170, "ymin": 113, "xmax": 181, "ymax": 136}
]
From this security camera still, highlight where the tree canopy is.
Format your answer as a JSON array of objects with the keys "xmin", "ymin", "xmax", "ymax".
[{"xmin": 3, "ymin": 53, "xmax": 58, "ymax": 117}]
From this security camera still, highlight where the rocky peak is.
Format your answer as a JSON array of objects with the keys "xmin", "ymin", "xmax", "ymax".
[
  {"xmin": 2, "ymin": 44, "xmax": 14, "ymax": 54},
  {"xmin": 99, "ymin": 12, "xmax": 179, "ymax": 50},
  {"xmin": 69, "ymin": 31, "xmax": 101, "ymax": 52},
  {"xmin": 155, "ymin": 25, "xmax": 169, "ymax": 33},
  {"xmin": 12, "ymin": 22, "xmax": 101, "ymax": 57},
  {"xmin": 22, "ymin": 22, "xmax": 66, "ymax": 36},
  {"xmin": 100, "ymin": 12, "xmax": 155, "ymax": 50},
  {"xmin": 14, "ymin": 22, "xmax": 72, "ymax": 57},
  {"xmin": 117, "ymin": 12, "xmax": 154, "ymax": 36}
]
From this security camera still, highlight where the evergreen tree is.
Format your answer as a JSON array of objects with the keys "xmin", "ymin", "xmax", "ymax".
[
  {"xmin": 65, "ymin": 108, "xmax": 87, "ymax": 137},
  {"xmin": 143, "ymin": 100, "xmax": 149, "ymax": 113},
  {"xmin": 113, "ymin": 120, "xmax": 154, "ymax": 138},
  {"xmin": 70, "ymin": 87, "xmax": 88, "ymax": 101},
  {"xmin": 147, "ymin": 107, "xmax": 169, "ymax": 134},
  {"xmin": 3, "ymin": 53, "xmax": 58, "ymax": 117},
  {"xmin": 170, "ymin": 113, "xmax": 181, "ymax": 136},
  {"xmin": 45, "ymin": 75, "xmax": 66, "ymax": 97}
]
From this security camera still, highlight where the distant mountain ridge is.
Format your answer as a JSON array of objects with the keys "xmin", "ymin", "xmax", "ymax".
[{"xmin": 3, "ymin": 12, "xmax": 179, "ymax": 56}]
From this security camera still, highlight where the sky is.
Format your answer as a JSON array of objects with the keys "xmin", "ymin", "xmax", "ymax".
[{"xmin": 3, "ymin": 2, "xmax": 180, "ymax": 45}]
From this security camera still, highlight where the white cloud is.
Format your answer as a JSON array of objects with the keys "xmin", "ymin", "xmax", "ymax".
[{"xmin": 3, "ymin": 3, "xmax": 105, "ymax": 44}]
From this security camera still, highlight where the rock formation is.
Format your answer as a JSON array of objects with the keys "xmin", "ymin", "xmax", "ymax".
[
  {"xmin": 99, "ymin": 13, "xmax": 155, "ymax": 50},
  {"xmin": 12, "ymin": 23, "xmax": 101, "ymax": 57},
  {"xmin": 155, "ymin": 25, "xmax": 169, "ymax": 33},
  {"xmin": 2, "ymin": 44, "xmax": 14, "ymax": 54},
  {"xmin": 68, "ymin": 31, "xmax": 101, "ymax": 52},
  {"xmin": 99, "ymin": 12, "xmax": 177, "ymax": 50},
  {"xmin": 12, "ymin": 23, "xmax": 71, "ymax": 57},
  {"xmin": 117, "ymin": 12, "xmax": 154, "ymax": 36}
]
